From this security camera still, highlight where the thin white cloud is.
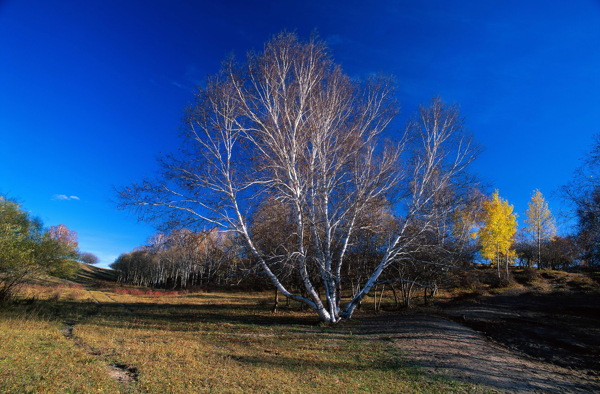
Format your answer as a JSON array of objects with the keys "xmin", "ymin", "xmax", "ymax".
[
  {"xmin": 171, "ymin": 81, "xmax": 185, "ymax": 90},
  {"xmin": 171, "ymin": 80, "xmax": 195, "ymax": 93},
  {"xmin": 52, "ymin": 194, "xmax": 80, "ymax": 201}
]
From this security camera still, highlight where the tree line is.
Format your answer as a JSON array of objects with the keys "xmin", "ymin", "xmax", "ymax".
[
  {"xmin": 111, "ymin": 184, "xmax": 578, "ymax": 304},
  {"xmin": 110, "ymin": 228, "xmax": 243, "ymax": 288}
]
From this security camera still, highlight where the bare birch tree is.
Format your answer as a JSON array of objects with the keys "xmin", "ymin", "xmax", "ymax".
[{"xmin": 118, "ymin": 33, "xmax": 476, "ymax": 322}]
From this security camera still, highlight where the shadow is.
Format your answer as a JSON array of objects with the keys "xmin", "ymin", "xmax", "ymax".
[
  {"xmin": 93, "ymin": 302, "xmax": 321, "ymax": 330},
  {"xmin": 440, "ymin": 288, "xmax": 600, "ymax": 371},
  {"xmin": 9, "ymin": 296, "xmax": 323, "ymax": 331},
  {"xmin": 72, "ymin": 265, "xmax": 117, "ymax": 287},
  {"xmin": 224, "ymin": 352, "xmax": 405, "ymax": 373},
  {"xmin": 353, "ymin": 312, "xmax": 600, "ymax": 393}
]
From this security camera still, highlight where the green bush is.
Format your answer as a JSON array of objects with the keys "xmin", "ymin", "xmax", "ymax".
[{"xmin": 0, "ymin": 196, "xmax": 79, "ymax": 303}]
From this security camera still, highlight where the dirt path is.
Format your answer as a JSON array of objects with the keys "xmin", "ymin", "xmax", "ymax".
[
  {"xmin": 441, "ymin": 288, "xmax": 600, "ymax": 372},
  {"xmin": 60, "ymin": 288, "xmax": 139, "ymax": 387},
  {"xmin": 359, "ymin": 313, "xmax": 599, "ymax": 393}
]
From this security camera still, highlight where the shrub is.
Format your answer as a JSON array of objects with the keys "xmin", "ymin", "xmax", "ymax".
[
  {"xmin": 513, "ymin": 267, "xmax": 540, "ymax": 285},
  {"xmin": 1, "ymin": 197, "xmax": 79, "ymax": 303}
]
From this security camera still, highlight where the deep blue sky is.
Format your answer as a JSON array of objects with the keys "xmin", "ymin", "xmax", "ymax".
[{"xmin": 1, "ymin": 1, "xmax": 599, "ymax": 268}]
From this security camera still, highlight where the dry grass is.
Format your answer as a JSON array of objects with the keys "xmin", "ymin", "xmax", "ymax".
[
  {"xmin": 0, "ymin": 283, "xmax": 478, "ymax": 393},
  {"xmin": 511, "ymin": 268, "xmax": 600, "ymax": 293},
  {"xmin": 0, "ymin": 316, "xmax": 121, "ymax": 392}
]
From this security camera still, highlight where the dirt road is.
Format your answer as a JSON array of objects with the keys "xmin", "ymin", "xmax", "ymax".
[
  {"xmin": 360, "ymin": 312, "xmax": 599, "ymax": 393},
  {"xmin": 357, "ymin": 275, "xmax": 600, "ymax": 393}
]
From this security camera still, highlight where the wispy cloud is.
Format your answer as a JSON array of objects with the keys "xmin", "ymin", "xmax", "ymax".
[
  {"xmin": 171, "ymin": 81, "xmax": 185, "ymax": 90},
  {"xmin": 171, "ymin": 64, "xmax": 206, "ymax": 93},
  {"xmin": 52, "ymin": 194, "xmax": 80, "ymax": 201}
]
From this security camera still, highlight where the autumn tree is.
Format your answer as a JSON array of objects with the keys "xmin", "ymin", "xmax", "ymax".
[
  {"xmin": 575, "ymin": 188, "xmax": 600, "ymax": 267},
  {"xmin": 514, "ymin": 234, "xmax": 535, "ymax": 268},
  {"xmin": 543, "ymin": 235, "xmax": 578, "ymax": 270},
  {"xmin": 79, "ymin": 252, "xmax": 99, "ymax": 265},
  {"xmin": 449, "ymin": 188, "xmax": 486, "ymax": 265},
  {"xmin": 111, "ymin": 228, "xmax": 240, "ymax": 288},
  {"xmin": 48, "ymin": 224, "xmax": 78, "ymax": 251},
  {"xmin": 523, "ymin": 189, "xmax": 556, "ymax": 269},
  {"xmin": 563, "ymin": 135, "xmax": 600, "ymax": 267},
  {"xmin": 0, "ymin": 197, "xmax": 79, "ymax": 302},
  {"xmin": 118, "ymin": 33, "xmax": 477, "ymax": 322},
  {"xmin": 111, "ymin": 250, "xmax": 156, "ymax": 286},
  {"xmin": 380, "ymin": 186, "xmax": 484, "ymax": 309},
  {"xmin": 478, "ymin": 191, "xmax": 518, "ymax": 278}
]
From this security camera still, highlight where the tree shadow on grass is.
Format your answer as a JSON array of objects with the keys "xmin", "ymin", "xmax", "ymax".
[
  {"xmin": 98, "ymin": 302, "xmax": 323, "ymax": 330},
  {"xmin": 10, "ymin": 297, "xmax": 326, "ymax": 331},
  {"xmin": 225, "ymin": 352, "xmax": 406, "ymax": 373}
]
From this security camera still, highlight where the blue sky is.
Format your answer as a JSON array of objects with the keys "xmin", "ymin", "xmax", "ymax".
[{"xmin": 1, "ymin": 1, "xmax": 599, "ymax": 268}]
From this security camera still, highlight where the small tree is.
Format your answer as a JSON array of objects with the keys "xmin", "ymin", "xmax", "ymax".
[
  {"xmin": 524, "ymin": 189, "xmax": 556, "ymax": 269},
  {"xmin": 478, "ymin": 191, "xmax": 518, "ymax": 278},
  {"xmin": 48, "ymin": 224, "xmax": 78, "ymax": 250},
  {"xmin": 543, "ymin": 235, "xmax": 577, "ymax": 270},
  {"xmin": 79, "ymin": 252, "xmax": 99, "ymax": 265},
  {"xmin": 0, "ymin": 197, "xmax": 79, "ymax": 303}
]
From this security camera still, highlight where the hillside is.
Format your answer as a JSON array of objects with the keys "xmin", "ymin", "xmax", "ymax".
[{"xmin": 73, "ymin": 263, "xmax": 117, "ymax": 285}]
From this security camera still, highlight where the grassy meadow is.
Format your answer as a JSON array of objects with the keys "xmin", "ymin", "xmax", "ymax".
[{"xmin": 0, "ymin": 277, "xmax": 481, "ymax": 393}]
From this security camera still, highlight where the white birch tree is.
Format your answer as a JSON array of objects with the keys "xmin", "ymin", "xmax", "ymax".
[{"xmin": 119, "ymin": 33, "xmax": 476, "ymax": 322}]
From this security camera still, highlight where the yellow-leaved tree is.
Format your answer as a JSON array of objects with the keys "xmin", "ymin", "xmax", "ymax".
[
  {"xmin": 478, "ymin": 190, "xmax": 518, "ymax": 278},
  {"xmin": 524, "ymin": 189, "xmax": 556, "ymax": 269}
]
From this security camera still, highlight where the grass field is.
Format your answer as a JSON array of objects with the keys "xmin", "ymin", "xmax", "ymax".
[{"xmin": 0, "ymin": 280, "xmax": 480, "ymax": 393}]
